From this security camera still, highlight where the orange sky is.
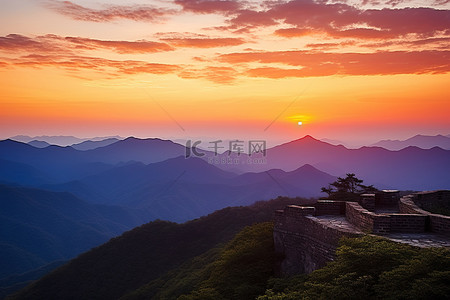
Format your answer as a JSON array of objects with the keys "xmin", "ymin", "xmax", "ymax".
[{"xmin": 0, "ymin": 0, "xmax": 449, "ymax": 146}]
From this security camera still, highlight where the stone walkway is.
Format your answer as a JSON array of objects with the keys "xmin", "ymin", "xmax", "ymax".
[
  {"xmin": 310, "ymin": 215, "xmax": 450, "ymax": 248},
  {"xmin": 384, "ymin": 233, "xmax": 450, "ymax": 248},
  {"xmin": 312, "ymin": 215, "xmax": 363, "ymax": 233}
]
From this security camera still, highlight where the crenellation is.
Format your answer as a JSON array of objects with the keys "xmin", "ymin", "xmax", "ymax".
[
  {"xmin": 315, "ymin": 200, "xmax": 346, "ymax": 215},
  {"xmin": 284, "ymin": 205, "xmax": 315, "ymax": 217},
  {"xmin": 359, "ymin": 194, "xmax": 376, "ymax": 211}
]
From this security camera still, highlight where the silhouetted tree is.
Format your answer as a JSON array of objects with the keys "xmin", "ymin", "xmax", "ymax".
[{"xmin": 321, "ymin": 173, "xmax": 378, "ymax": 201}]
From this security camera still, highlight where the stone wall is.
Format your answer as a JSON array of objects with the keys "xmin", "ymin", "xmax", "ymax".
[
  {"xmin": 375, "ymin": 190, "xmax": 400, "ymax": 206},
  {"xmin": 274, "ymin": 205, "xmax": 359, "ymax": 275},
  {"xmin": 429, "ymin": 215, "xmax": 450, "ymax": 235},
  {"xmin": 359, "ymin": 194, "xmax": 376, "ymax": 211},
  {"xmin": 415, "ymin": 190, "xmax": 450, "ymax": 212},
  {"xmin": 274, "ymin": 190, "xmax": 450, "ymax": 276},
  {"xmin": 389, "ymin": 214, "xmax": 427, "ymax": 233},
  {"xmin": 314, "ymin": 200, "xmax": 346, "ymax": 215},
  {"xmin": 346, "ymin": 202, "xmax": 426, "ymax": 234},
  {"xmin": 399, "ymin": 194, "xmax": 450, "ymax": 235},
  {"xmin": 345, "ymin": 202, "xmax": 376, "ymax": 232},
  {"xmin": 398, "ymin": 196, "xmax": 424, "ymax": 214}
]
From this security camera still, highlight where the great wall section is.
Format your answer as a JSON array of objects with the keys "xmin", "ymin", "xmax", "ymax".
[{"xmin": 273, "ymin": 190, "xmax": 450, "ymax": 275}]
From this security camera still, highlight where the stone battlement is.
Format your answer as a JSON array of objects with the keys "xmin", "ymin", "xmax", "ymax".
[{"xmin": 274, "ymin": 190, "xmax": 450, "ymax": 276}]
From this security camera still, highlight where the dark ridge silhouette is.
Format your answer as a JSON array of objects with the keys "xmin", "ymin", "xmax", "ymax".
[
  {"xmin": 0, "ymin": 260, "xmax": 66, "ymax": 299},
  {"xmin": 9, "ymin": 197, "xmax": 314, "ymax": 300},
  {"xmin": 0, "ymin": 184, "xmax": 148, "ymax": 281}
]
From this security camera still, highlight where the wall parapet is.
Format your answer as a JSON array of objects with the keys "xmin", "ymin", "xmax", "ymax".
[
  {"xmin": 346, "ymin": 202, "xmax": 426, "ymax": 234},
  {"xmin": 274, "ymin": 190, "xmax": 450, "ymax": 276},
  {"xmin": 274, "ymin": 206, "xmax": 360, "ymax": 275},
  {"xmin": 400, "ymin": 195, "xmax": 450, "ymax": 236},
  {"xmin": 284, "ymin": 205, "xmax": 315, "ymax": 217},
  {"xmin": 315, "ymin": 200, "xmax": 346, "ymax": 215},
  {"xmin": 414, "ymin": 190, "xmax": 450, "ymax": 212}
]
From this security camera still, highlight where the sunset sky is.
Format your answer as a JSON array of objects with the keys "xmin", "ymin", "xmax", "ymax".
[{"xmin": 0, "ymin": 0, "xmax": 449, "ymax": 146}]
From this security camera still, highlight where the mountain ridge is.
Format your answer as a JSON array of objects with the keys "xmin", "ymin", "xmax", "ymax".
[
  {"xmin": 0, "ymin": 184, "xmax": 149, "ymax": 281},
  {"xmin": 8, "ymin": 196, "xmax": 314, "ymax": 300},
  {"xmin": 371, "ymin": 134, "xmax": 450, "ymax": 150},
  {"xmin": 1, "ymin": 135, "xmax": 448, "ymax": 190}
]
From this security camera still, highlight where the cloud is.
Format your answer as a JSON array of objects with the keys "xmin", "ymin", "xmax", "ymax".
[
  {"xmin": 0, "ymin": 34, "xmax": 247, "ymax": 55},
  {"xmin": 45, "ymin": 0, "xmax": 176, "ymax": 22},
  {"xmin": 162, "ymin": 37, "xmax": 245, "ymax": 48},
  {"xmin": 0, "ymin": 34, "xmax": 62, "ymax": 53},
  {"xmin": 305, "ymin": 41, "xmax": 355, "ymax": 50},
  {"xmin": 178, "ymin": 66, "xmax": 239, "ymax": 83},
  {"xmin": 0, "ymin": 34, "xmax": 180, "ymax": 79},
  {"xmin": 364, "ymin": 0, "xmax": 450, "ymax": 7},
  {"xmin": 434, "ymin": 0, "xmax": 450, "ymax": 5},
  {"xmin": 63, "ymin": 36, "xmax": 174, "ymax": 53},
  {"xmin": 7, "ymin": 52, "xmax": 241, "ymax": 83},
  {"xmin": 246, "ymin": 66, "xmax": 339, "ymax": 78},
  {"xmin": 44, "ymin": 1, "xmax": 449, "ymax": 43},
  {"xmin": 220, "ymin": 50, "xmax": 450, "ymax": 77},
  {"xmin": 174, "ymin": 0, "xmax": 242, "ymax": 14},
  {"xmin": 212, "ymin": 0, "xmax": 450, "ymax": 40},
  {"xmin": 227, "ymin": 9, "xmax": 278, "ymax": 28},
  {"xmin": 274, "ymin": 28, "xmax": 316, "ymax": 37},
  {"xmin": 11, "ymin": 54, "xmax": 181, "ymax": 77},
  {"xmin": 357, "ymin": 7, "xmax": 450, "ymax": 38},
  {"xmin": 0, "ymin": 34, "xmax": 174, "ymax": 54},
  {"xmin": 360, "ymin": 37, "xmax": 450, "ymax": 49},
  {"xmin": 0, "ymin": 34, "xmax": 239, "ymax": 83},
  {"xmin": 269, "ymin": 1, "xmax": 449, "ymax": 39}
]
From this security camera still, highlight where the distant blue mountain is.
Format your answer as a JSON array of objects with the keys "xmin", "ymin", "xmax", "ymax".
[
  {"xmin": 70, "ymin": 138, "xmax": 120, "ymax": 150},
  {"xmin": 43, "ymin": 157, "xmax": 335, "ymax": 221},
  {"xmin": 0, "ymin": 137, "xmax": 186, "ymax": 183},
  {"xmin": 206, "ymin": 135, "xmax": 450, "ymax": 191},
  {"xmin": 0, "ymin": 159, "xmax": 50, "ymax": 186},
  {"xmin": 0, "ymin": 184, "xmax": 148, "ymax": 280},
  {"xmin": 11, "ymin": 135, "xmax": 87, "ymax": 146},
  {"xmin": 27, "ymin": 140, "xmax": 50, "ymax": 148},
  {"xmin": 1, "ymin": 135, "xmax": 449, "ymax": 191},
  {"xmin": 84, "ymin": 137, "xmax": 186, "ymax": 164},
  {"xmin": 371, "ymin": 134, "xmax": 450, "ymax": 150},
  {"xmin": 11, "ymin": 135, "xmax": 123, "ymax": 147}
]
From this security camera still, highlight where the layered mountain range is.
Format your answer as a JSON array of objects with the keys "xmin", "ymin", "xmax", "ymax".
[{"xmin": 0, "ymin": 134, "xmax": 449, "ymax": 297}]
